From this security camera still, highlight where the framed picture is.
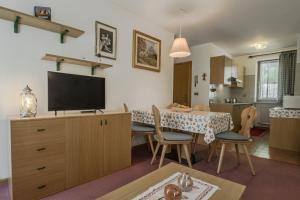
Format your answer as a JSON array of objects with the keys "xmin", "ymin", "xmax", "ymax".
[
  {"xmin": 95, "ymin": 21, "xmax": 117, "ymax": 60},
  {"xmin": 133, "ymin": 30, "xmax": 161, "ymax": 72},
  {"xmin": 34, "ymin": 6, "xmax": 51, "ymax": 21}
]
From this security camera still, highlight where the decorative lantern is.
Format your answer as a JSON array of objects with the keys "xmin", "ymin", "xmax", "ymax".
[{"xmin": 20, "ymin": 85, "xmax": 37, "ymax": 118}]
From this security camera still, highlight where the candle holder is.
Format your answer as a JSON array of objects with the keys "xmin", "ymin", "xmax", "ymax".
[{"xmin": 20, "ymin": 85, "xmax": 37, "ymax": 118}]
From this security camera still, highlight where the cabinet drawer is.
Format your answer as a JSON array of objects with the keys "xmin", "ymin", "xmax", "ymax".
[
  {"xmin": 11, "ymin": 119, "xmax": 65, "ymax": 145},
  {"xmin": 13, "ymin": 172, "xmax": 65, "ymax": 200},
  {"xmin": 12, "ymin": 155, "xmax": 65, "ymax": 178},
  {"xmin": 12, "ymin": 141, "xmax": 65, "ymax": 167}
]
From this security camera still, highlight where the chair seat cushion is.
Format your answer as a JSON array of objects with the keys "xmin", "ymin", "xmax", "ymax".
[
  {"xmin": 131, "ymin": 122, "xmax": 155, "ymax": 133},
  {"xmin": 216, "ymin": 131, "xmax": 249, "ymax": 141},
  {"xmin": 155, "ymin": 132, "xmax": 193, "ymax": 141}
]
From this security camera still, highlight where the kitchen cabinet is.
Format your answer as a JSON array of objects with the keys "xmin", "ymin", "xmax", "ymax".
[
  {"xmin": 270, "ymin": 118, "xmax": 300, "ymax": 152},
  {"xmin": 210, "ymin": 103, "xmax": 252, "ymax": 131},
  {"xmin": 210, "ymin": 56, "xmax": 244, "ymax": 88},
  {"xmin": 230, "ymin": 65, "xmax": 244, "ymax": 88}
]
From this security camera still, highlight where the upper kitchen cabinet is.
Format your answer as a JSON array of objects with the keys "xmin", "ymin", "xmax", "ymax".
[
  {"xmin": 210, "ymin": 55, "xmax": 244, "ymax": 88},
  {"xmin": 234, "ymin": 65, "xmax": 245, "ymax": 88},
  {"xmin": 210, "ymin": 56, "xmax": 226, "ymax": 84}
]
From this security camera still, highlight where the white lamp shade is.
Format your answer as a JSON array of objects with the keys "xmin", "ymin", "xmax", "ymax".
[{"xmin": 169, "ymin": 37, "xmax": 191, "ymax": 58}]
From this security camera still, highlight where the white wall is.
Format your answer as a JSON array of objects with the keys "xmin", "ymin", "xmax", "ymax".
[
  {"xmin": 0, "ymin": 0, "xmax": 174, "ymax": 179},
  {"xmin": 191, "ymin": 43, "xmax": 230, "ymax": 105}
]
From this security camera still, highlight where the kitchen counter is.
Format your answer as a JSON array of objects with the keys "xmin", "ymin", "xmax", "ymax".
[
  {"xmin": 269, "ymin": 107, "xmax": 300, "ymax": 119},
  {"xmin": 269, "ymin": 107, "xmax": 300, "ymax": 152},
  {"xmin": 210, "ymin": 102, "xmax": 253, "ymax": 106},
  {"xmin": 209, "ymin": 103, "xmax": 252, "ymax": 131}
]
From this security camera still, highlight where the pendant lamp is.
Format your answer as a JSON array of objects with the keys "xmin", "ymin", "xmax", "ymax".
[{"xmin": 169, "ymin": 24, "xmax": 191, "ymax": 58}]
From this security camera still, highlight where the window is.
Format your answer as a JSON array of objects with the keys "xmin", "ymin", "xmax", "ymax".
[{"xmin": 257, "ymin": 59, "xmax": 279, "ymax": 101}]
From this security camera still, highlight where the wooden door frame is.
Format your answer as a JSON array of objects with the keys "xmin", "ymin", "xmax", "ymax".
[{"xmin": 173, "ymin": 61, "xmax": 192, "ymax": 106}]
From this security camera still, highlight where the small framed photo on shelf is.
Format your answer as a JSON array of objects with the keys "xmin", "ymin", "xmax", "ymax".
[
  {"xmin": 34, "ymin": 6, "xmax": 51, "ymax": 21},
  {"xmin": 132, "ymin": 30, "xmax": 161, "ymax": 72},
  {"xmin": 95, "ymin": 21, "xmax": 117, "ymax": 60}
]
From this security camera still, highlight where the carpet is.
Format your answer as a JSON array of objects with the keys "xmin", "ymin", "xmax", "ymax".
[
  {"xmin": 1, "ymin": 147, "xmax": 300, "ymax": 200},
  {"xmin": 193, "ymin": 153, "xmax": 300, "ymax": 200},
  {"xmin": 250, "ymin": 127, "xmax": 268, "ymax": 137}
]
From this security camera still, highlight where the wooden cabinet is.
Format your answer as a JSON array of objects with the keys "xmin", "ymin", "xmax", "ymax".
[
  {"xmin": 210, "ymin": 56, "xmax": 244, "ymax": 88},
  {"xmin": 103, "ymin": 114, "xmax": 131, "ymax": 175},
  {"xmin": 210, "ymin": 56, "xmax": 226, "ymax": 84},
  {"xmin": 10, "ymin": 113, "xmax": 131, "ymax": 200},
  {"xmin": 270, "ymin": 118, "xmax": 300, "ymax": 152},
  {"xmin": 65, "ymin": 116, "xmax": 104, "ymax": 187},
  {"xmin": 210, "ymin": 104, "xmax": 252, "ymax": 131},
  {"xmin": 10, "ymin": 119, "xmax": 66, "ymax": 200}
]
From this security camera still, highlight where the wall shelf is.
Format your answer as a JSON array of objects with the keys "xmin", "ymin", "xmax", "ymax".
[
  {"xmin": 0, "ymin": 6, "xmax": 84, "ymax": 43},
  {"xmin": 42, "ymin": 54, "xmax": 112, "ymax": 75}
]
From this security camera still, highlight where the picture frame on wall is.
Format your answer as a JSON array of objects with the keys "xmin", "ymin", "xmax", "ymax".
[
  {"xmin": 95, "ymin": 21, "xmax": 117, "ymax": 60},
  {"xmin": 34, "ymin": 6, "xmax": 51, "ymax": 21},
  {"xmin": 133, "ymin": 30, "xmax": 161, "ymax": 72}
]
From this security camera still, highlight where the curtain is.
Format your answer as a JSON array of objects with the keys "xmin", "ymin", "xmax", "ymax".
[{"xmin": 278, "ymin": 50, "xmax": 297, "ymax": 101}]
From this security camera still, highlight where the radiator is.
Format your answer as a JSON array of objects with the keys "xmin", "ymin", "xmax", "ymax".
[{"xmin": 254, "ymin": 102, "xmax": 281, "ymax": 127}]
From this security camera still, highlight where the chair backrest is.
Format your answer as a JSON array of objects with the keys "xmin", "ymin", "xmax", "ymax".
[
  {"xmin": 123, "ymin": 103, "xmax": 129, "ymax": 112},
  {"xmin": 152, "ymin": 105, "xmax": 164, "ymax": 141},
  {"xmin": 239, "ymin": 106, "xmax": 257, "ymax": 138},
  {"xmin": 192, "ymin": 104, "xmax": 210, "ymax": 112}
]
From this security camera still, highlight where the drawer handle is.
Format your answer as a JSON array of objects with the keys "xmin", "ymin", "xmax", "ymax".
[
  {"xmin": 37, "ymin": 128, "xmax": 46, "ymax": 132},
  {"xmin": 36, "ymin": 166, "xmax": 46, "ymax": 171},
  {"xmin": 37, "ymin": 184, "xmax": 46, "ymax": 190},
  {"xmin": 36, "ymin": 147, "xmax": 46, "ymax": 151}
]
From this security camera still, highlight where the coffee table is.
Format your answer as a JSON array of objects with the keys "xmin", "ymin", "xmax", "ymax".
[{"xmin": 97, "ymin": 162, "xmax": 246, "ymax": 200}]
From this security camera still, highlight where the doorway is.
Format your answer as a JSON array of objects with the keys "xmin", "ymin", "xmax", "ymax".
[{"xmin": 173, "ymin": 61, "xmax": 192, "ymax": 106}]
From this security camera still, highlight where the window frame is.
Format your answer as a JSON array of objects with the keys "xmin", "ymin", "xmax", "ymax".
[{"xmin": 256, "ymin": 59, "xmax": 279, "ymax": 102}]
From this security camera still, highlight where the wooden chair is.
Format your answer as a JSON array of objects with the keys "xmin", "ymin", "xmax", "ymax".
[
  {"xmin": 151, "ymin": 105, "xmax": 193, "ymax": 168},
  {"xmin": 124, "ymin": 104, "xmax": 155, "ymax": 154},
  {"xmin": 208, "ymin": 106, "xmax": 257, "ymax": 175},
  {"xmin": 192, "ymin": 104, "xmax": 210, "ymax": 112}
]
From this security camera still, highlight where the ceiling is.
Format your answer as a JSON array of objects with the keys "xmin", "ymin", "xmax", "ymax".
[{"xmin": 111, "ymin": 0, "xmax": 300, "ymax": 56}]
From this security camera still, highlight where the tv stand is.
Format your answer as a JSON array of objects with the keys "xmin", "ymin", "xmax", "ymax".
[
  {"xmin": 97, "ymin": 109, "xmax": 104, "ymax": 114},
  {"xmin": 80, "ymin": 110, "xmax": 97, "ymax": 114},
  {"xmin": 9, "ymin": 112, "xmax": 131, "ymax": 200}
]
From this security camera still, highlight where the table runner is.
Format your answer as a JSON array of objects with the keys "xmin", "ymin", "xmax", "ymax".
[
  {"xmin": 132, "ymin": 172, "xmax": 220, "ymax": 200},
  {"xmin": 132, "ymin": 109, "xmax": 234, "ymax": 144}
]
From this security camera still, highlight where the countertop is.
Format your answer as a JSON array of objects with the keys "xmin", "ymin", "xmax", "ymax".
[
  {"xmin": 269, "ymin": 107, "xmax": 300, "ymax": 119},
  {"xmin": 209, "ymin": 102, "xmax": 253, "ymax": 106}
]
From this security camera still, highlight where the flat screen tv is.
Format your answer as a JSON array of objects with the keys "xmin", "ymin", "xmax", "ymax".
[{"xmin": 48, "ymin": 72, "xmax": 105, "ymax": 111}]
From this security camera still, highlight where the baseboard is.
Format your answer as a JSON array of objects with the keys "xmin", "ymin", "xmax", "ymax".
[{"xmin": 0, "ymin": 178, "xmax": 8, "ymax": 183}]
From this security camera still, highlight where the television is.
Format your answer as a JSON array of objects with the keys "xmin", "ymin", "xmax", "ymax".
[{"xmin": 48, "ymin": 72, "xmax": 105, "ymax": 111}]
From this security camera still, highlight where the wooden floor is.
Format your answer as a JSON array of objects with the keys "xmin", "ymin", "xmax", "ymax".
[
  {"xmin": 248, "ymin": 131, "xmax": 300, "ymax": 165},
  {"xmin": 216, "ymin": 130, "xmax": 300, "ymax": 165},
  {"xmin": 197, "ymin": 130, "xmax": 300, "ymax": 165}
]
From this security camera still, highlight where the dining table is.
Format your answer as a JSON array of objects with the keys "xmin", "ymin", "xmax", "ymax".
[{"xmin": 132, "ymin": 109, "xmax": 234, "ymax": 144}]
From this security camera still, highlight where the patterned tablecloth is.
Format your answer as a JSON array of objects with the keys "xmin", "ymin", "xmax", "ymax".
[
  {"xmin": 269, "ymin": 107, "xmax": 300, "ymax": 119},
  {"xmin": 132, "ymin": 109, "xmax": 234, "ymax": 144}
]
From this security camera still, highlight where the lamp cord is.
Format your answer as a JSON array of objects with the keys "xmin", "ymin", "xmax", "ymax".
[{"xmin": 179, "ymin": 23, "xmax": 182, "ymax": 38}]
